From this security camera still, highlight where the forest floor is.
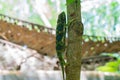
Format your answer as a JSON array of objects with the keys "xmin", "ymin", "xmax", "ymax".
[
  {"xmin": 0, "ymin": 39, "xmax": 114, "ymax": 71},
  {"xmin": 0, "ymin": 39, "xmax": 58, "ymax": 71}
]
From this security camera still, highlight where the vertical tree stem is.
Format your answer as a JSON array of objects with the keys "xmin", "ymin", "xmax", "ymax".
[{"xmin": 66, "ymin": 0, "xmax": 83, "ymax": 80}]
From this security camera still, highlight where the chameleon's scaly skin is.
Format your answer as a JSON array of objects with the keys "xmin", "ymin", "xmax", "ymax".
[{"xmin": 56, "ymin": 12, "xmax": 66, "ymax": 80}]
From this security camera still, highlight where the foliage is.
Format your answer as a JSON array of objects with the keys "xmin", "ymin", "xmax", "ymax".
[
  {"xmin": 0, "ymin": 0, "xmax": 65, "ymax": 28},
  {"xmin": 82, "ymin": 0, "xmax": 120, "ymax": 36},
  {"xmin": 0, "ymin": 0, "xmax": 120, "ymax": 36},
  {"xmin": 96, "ymin": 53, "xmax": 120, "ymax": 73}
]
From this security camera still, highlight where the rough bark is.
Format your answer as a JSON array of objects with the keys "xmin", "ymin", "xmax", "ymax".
[{"xmin": 66, "ymin": 0, "xmax": 83, "ymax": 80}]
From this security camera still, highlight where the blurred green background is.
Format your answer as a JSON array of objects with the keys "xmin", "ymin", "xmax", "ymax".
[{"xmin": 0, "ymin": 0, "xmax": 120, "ymax": 36}]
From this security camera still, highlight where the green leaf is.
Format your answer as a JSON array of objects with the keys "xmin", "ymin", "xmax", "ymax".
[
  {"xmin": 68, "ymin": 0, "xmax": 74, "ymax": 4},
  {"xmin": 105, "ymin": 61, "xmax": 119, "ymax": 68},
  {"xmin": 66, "ymin": 0, "xmax": 74, "ymax": 6},
  {"xmin": 96, "ymin": 66, "xmax": 117, "ymax": 72}
]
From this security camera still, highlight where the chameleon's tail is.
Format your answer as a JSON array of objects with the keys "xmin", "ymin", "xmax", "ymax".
[
  {"xmin": 57, "ymin": 52, "xmax": 66, "ymax": 80},
  {"xmin": 60, "ymin": 59, "xmax": 65, "ymax": 80}
]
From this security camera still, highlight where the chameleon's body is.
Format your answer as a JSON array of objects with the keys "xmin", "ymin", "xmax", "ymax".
[{"xmin": 56, "ymin": 12, "xmax": 66, "ymax": 80}]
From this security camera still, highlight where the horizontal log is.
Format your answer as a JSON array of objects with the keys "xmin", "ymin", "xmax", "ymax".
[{"xmin": 0, "ymin": 18, "xmax": 120, "ymax": 57}]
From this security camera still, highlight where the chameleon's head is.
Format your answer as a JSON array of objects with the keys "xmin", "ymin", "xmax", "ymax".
[{"xmin": 57, "ymin": 12, "xmax": 66, "ymax": 24}]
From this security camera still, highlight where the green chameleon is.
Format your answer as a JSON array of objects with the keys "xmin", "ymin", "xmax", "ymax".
[{"xmin": 56, "ymin": 12, "xmax": 66, "ymax": 80}]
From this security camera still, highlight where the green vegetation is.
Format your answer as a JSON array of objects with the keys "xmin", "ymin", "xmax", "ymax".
[
  {"xmin": 96, "ymin": 53, "xmax": 120, "ymax": 73},
  {"xmin": 0, "ymin": 0, "xmax": 120, "ymax": 37},
  {"xmin": 82, "ymin": 0, "xmax": 120, "ymax": 36}
]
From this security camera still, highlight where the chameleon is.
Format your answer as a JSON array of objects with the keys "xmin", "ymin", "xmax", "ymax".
[{"xmin": 56, "ymin": 12, "xmax": 66, "ymax": 80}]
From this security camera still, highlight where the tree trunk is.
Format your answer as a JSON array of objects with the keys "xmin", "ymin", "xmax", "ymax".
[{"xmin": 66, "ymin": 0, "xmax": 83, "ymax": 80}]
